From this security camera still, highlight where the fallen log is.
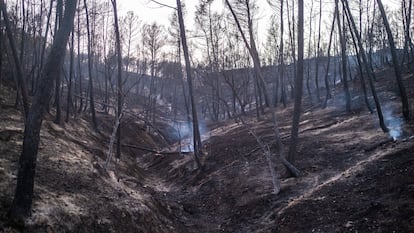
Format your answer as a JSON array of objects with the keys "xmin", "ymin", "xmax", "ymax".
[
  {"xmin": 364, "ymin": 137, "xmax": 394, "ymax": 152},
  {"xmin": 113, "ymin": 142, "xmax": 192, "ymax": 155}
]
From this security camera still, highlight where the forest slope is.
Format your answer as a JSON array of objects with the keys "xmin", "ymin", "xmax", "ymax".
[
  {"xmin": 1, "ymin": 67, "xmax": 414, "ymax": 232},
  {"xmin": 0, "ymin": 84, "xmax": 186, "ymax": 232},
  {"xmin": 137, "ymin": 68, "xmax": 414, "ymax": 232}
]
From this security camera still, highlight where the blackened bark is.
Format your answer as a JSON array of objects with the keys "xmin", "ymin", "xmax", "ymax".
[
  {"xmin": 376, "ymin": 0, "xmax": 410, "ymax": 120},
  {"xmin": 322, "ymin": 6, "xmax": 336, "ymax": 109},
  {"xmin": 344, "ymin": 9, "xmax": 373, "ymax": 113},
  {"xmin": 176, "ymin": 0, "xmax": 203, "ymax": 170},
  {"xmin": 0, "ymin": 0, "xmax": 30, "ymax": 117},
  {"xmin": 342, "ymin": 0, "xmax": 388, "ymax": 132},
  {"xmin": 111, "ymin": 0, "xmax": 123, "ymax": 160},
  {"xmin": 65, "ymin": 29, "xmax": 75, "ymax": 123},
  {"xmin": 314, "ymin": 0, "xmax": 322, "ymax": 102},
  {"xmin": 37, "ymin": 0, "xmax": 54, "ymax": 96},
  {"xmin": 83, "ymin": 0, "xmax": 97, "ymax": 130},
  {"xmin": 54, "ymin": 0, "xmax": 64, "ymax": 125},
  {"xmin": 279, "ymin": 0, "xmax": 286, "ymax": 107},
  {"xmin": 336, "ymin": 0, "xmax": 351, "ymax": 112},
  {"xmin": 288, "ymin": 0, "xmax": 304, "ymax": 164},
  {"xmin": 226, "ymin": 0, "xmax": 301, "ymax": 177},
  {"xmin": 8, "ymin": 0, "xmax": 77, "ymax": 220}
]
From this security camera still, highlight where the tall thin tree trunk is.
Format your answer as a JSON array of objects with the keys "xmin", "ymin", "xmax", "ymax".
[
  {"xmin": 37, "ymin": 0, "xmax": 54, "ymax": 96},
  {"xmin": 83, "ymin": 0, "xmax": 97, "ymax": 130},
  {"xmin": 336, "ymin": 0, "xmax": 351, "ymax": 112},
  {"xmin": 65, "ymin": 29, "xmax": 75, "ymax": 122},
  {"xmin": 376, "ymin": 0, "xmax": 410, "ymax": 120},
  {"xmin": 8, "ymin": 0, "xmax": 77, "ymax": 220},
  {"xmin": 54, "ymin": 0, "xmax": 63, "ymax": 124},
  {"xmin": 0, "ymin": 0, "xmax": 29, "ymax": 117},
  {"xmin": 342, "ymin": 0, "xmax": 388, "ymax": 132},
  {"xmin": 314, "ymin": 0, "xmax": 322, "ymax": 102},
  {"xmin": 279, "ymin": 0, "xmax": 286, "ymax": 107},
  {"xmin": 19, "ymin": 0, "xmax": 26, "ymax": 67},
  {"xmin": 77, "ymin": 6, "xmax": 83, "ymax": 113},
  {"xmin": 176, "ymin": 0, "xmax": 203, "ymax": 170},
  {"xmin": 111, "ymin": 0, "xmax": 123, "ymax": 160},
  {"xmin": 225, "ymin": 0, "xmax": 301, "ymax": 177},
  {"xmin": 306, "ymin": 0, "xmax": 314, "ymax": 103},
  {"xmin": 322, "ymin": 7, "xmax": 336, "ymax": 108},
  {"xmin": 288, "ymin": 0, "xmax": 304, "ymax": 164},
  {"xmin": 345, "ymin": 9, "xmax": 373, "ymax": 113}
]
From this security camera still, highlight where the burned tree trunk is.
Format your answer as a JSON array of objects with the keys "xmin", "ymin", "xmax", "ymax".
[
  {"xmin": 0, "ymin": 0, "xmax": 30, "ymax": 117},
  {"xmin": 322, "ymin": 6, "xmax": 336, "ymax": 108},
  {"xmin": 54, "ymin": 0, "xmax": 63, "ymax": 125},
  {"xmin": 376, "ymin": 0, "xmax": 410, "ymax": 120},
  {"xmin": 176, "ymin": 0, "xmax": 203, "ymax": 170},
  {"xmin": 287, "ymin": 0, "xmax": 304, "ymax": 164},
  {"xmin": 83, "ymin": 0, "xmax": 98, "ymax": 130},
  {"xmin": 225, "ymin": 0, "xmax": 301, "ymax": 177},
  {"xmin": 8, "ymin": 0, "xmax": 77, "ymax": 220},
  {"xmin": 342, "ymin": 0, "xmax": 388, "ymax": 132},
  {"xmin": 336, "ymin": 0, "xmax": 351, "ymax": 112},
  {"xmin": 314, "ymin": 0, "xmax": 322, "ymax": 102},
  {"xmin": 111, "ymin": 0, "xmax": 123, "ymax": 160},
  {"xmin": 65, "ymin": 28, "xmax": 75, "ymax": 122}
]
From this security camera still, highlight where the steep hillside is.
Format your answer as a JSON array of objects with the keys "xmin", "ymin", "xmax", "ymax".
[
  {"xmin": 1, "ymin": 67, "xmax": 414, "ymax": 233},
  {"xmin": 0, "ymin": 85, "xmax": 186, "ymax": 232}
]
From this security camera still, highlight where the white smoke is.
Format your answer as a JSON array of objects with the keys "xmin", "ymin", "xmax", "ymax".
[
  {"xmin": 383, "ymin": 105, "xmax": 403, "ymax": 140},
  {"xmin": 173, "ymin": 120, "xmax": 209, "ymax": 153}
]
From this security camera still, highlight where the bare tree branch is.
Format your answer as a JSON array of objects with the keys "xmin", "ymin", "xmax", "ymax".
[{"xmin": 148, "ymin": 0, "xmax": 177, "ymax": 10}]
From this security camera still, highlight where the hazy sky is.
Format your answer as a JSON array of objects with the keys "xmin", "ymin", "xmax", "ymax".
[
  {"xmin": 115, "ymin": 0, "xmax": 401, "ymax": 56},
  {"xmin": 116, "ymin": 0, "xmax": 401, "ymax": 36},
  {"xmin": 117, "ymin": 0, "xmax": 198, "ymax": 28}
]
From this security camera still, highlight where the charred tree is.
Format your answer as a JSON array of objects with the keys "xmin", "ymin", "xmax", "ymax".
[
  {"xmin": 314, "ymin": 0, "xmax": 322, "ymax": 102},
  {"xmin": 53, "ymin": 0, "xmax": 63, "ymax": 124},
  {"xmin": 176, "ymin": 0, "xmax": 203, "ymax": 170},
  {"xmin": 8, "ymin": 0, "xmax": 77, "ymax": 220},
  {"xmin": 287, "ymin": 0, "xmax": 304, "ymax": 164},
  {"xmin": 0, "ymin": 0, "xmax": 30, "ymax": 117},
  {"xmin": 322, "ymin": 6, "xmax": 336, "ymax": 108},
  {"xmin": 376, "ymin": 0, "xmax": 410, "ymax": 120},
  {"xmin": 344, "ymin": 7, "xmax": 374, "ymax": 113},
  {"xmin": 65, "ymin": 29, "xmax": 75, "ymax": 122},
  {"xmin": 83, "ymin": 0, "xmax": 98, "ymax": 130},
  {"xmin": 336, "ymin": 0, "xmax": 351, "ymax": 112},
  {"xmin": 342, "ymin": 0, "xmax": 388, "ymax": 132},
  {"xmin": 279, "ymin": 0, "xmax": 287, "ymax": 107},
  {"xmin": 226, "ymin": 0, "xmax": 301, "ymax": 177},
  {"xmin": 76, "ymin": 6, "xmax": 84, "ymax": 113},
  {"xmin": 111, "ymin": 0, "xmax": 123, "ymax": 160}
]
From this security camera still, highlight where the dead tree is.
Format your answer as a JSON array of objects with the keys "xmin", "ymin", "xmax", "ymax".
[
  {"xmin": 305, "ymin": 0, "xmax": 314, "ymax": 103},
  {"xmin": 279, "ymin": 0, "xmax": 287, "ymax": 107},
  {"xmin": 110, "ymin": 0, "xmax": 123, "ymax": 160},
  {"xmin": 336, "ymin": 0, "xmax": 351, "ymax": 112},
  {"xmin": 65, "ymin": 28, "xmax": 75, "ymax": 122},
  {"xmin": 402, "ymin": 0, "xmax": 413, "ymax": 64},
  {"xmin": 8, "ymin": 0, "xmax": 77, "ymax": 220},
  {"xmin": 176, "ymin": 0, "xmax": 203, "ymax": 170},
  {"xmin": 105, "ymin": 109, "xmax": 124, "ymax": 169},
  {"xmin": 322, "ymin": 6, "xmax": 336, "ymax": 108},
  {"xmin": 376, "ymin": 0, "xmax": 410, "ymax": 120},
  {"xmin": 314, "ymin": 0, "xmax": 322, "ymax": 102},
  {"xmin": 344, "ymin": 7, "xmax": 374, "ymax": 113},
  {"xmin": 342, "ymin": 0, "xmax": 388, "ymax": 132},
  {"xmin": 83, "ymin": 0, "xmax": 98, "ymax": 130},
  {"xmin": 0, "ymin": 0, "xmax": 30, "ymax": 117},
  {"xmin": 225, "ymin": 0, "xmax": 301, "ymax": 177},
  {"xmin": 53, "ymin": 0, "xmax": 64, "ymax": 124},
  {"xmin": 287, "ymin": 0, "xmax": 304, "ymax": 164}
]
